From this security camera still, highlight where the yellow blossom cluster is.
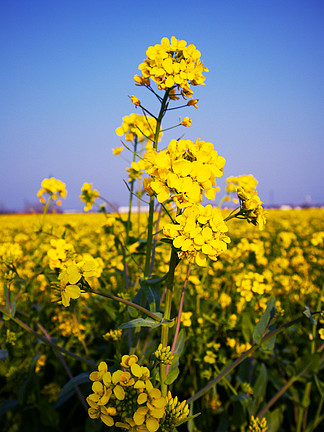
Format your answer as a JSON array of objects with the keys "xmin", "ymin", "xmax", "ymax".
[
  {"xmin": 226, "ymin": 175, "xmax": 258, "ymax": 195},
  {"xmin": 136, "ymin": 36, "xmax": 208, "ymax": 100},
  {"xmin": 37, "ymin": 177, "xmax": 67, "ymax": 205},
  {"xmin": 80, "ymin": 182, "xmax": 100, "ymax": 212},
  {"xmin": 116, "ymin": 114, "xmax": 162, "ymax": 145},
  {"xmin": 154, "ymin": 344, "xmax": 174, "ymax": 365},
  {"xmin": 58, "ymin": 259, "xmax": 102, "ymax": 307},
  {"xmin": 87, "ymin": 356, "xmax": 188, "ymax": 431},
  {"xmin": 236, "ymin": 186, "xmax": 266, "ymax": 230},
  {"xmin": 163, "ymin": 204, "xmax": 230, "ymax": 266},
  {"xmin": 249, "ymin": 415, "xmax": 268, "ymax": 432},
  {"xmin": 143, "ymin": 138, "xmax": 226, "ymax": 207}
]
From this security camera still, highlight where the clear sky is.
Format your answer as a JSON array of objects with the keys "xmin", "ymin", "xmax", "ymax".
[{"xmin": 1, "ymin": 0, "xmax": 324, "ymax": 212}]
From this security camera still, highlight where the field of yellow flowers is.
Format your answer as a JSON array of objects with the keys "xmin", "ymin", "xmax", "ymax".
[{"xmin": 1, "ymin": 208, "xmax": 323, "ymax": 431}]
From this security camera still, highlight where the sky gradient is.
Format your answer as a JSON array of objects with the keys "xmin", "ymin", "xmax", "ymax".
[{"xmin": 1, "ymin": 0, "xmax": 324, "ymax": 212}]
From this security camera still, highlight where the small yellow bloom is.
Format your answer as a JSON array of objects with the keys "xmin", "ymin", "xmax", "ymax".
[
  {"xmin": 113, "ymin": 146, "xmax": 124, "ymax": 155},
  {"xmin": 187, "ymin": 98, "xmax": 199, "ymax": 109},
  {"xmin": 180, "ymin": 116, "xmax": 192, "ymax": 127},
  {"xmin": 130, "ymin": 95, "xmax": 141, "ymax": 106}
]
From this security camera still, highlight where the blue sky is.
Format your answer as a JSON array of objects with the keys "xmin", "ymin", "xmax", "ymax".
[{"xmin": 1, "ymin": 0, "xmax": 324, "ymax": 211}]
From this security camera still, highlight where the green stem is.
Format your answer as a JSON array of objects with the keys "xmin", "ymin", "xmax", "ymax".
[
  {"xmin": 160, "ymin": 247, "xmax": 178, "ymax": 396},
  {"xmin": 88, "ymin": 288, "xmax": 160, "ymax": 321},
  {"xmin": 0, "ymin": 307, "xmax": 96, "ymax": 366},
  {"xmin": 187, "ymin": 312, "xmax": 322, "ymax": 405},
  {"xmin": 144, "ymin": 90, "xmax": 170, "ymax": 278}
]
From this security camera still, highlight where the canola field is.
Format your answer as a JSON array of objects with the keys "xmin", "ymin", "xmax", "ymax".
[{"xmin": 1, "ymin": 208, "xmax": 324, "ymax": 432}]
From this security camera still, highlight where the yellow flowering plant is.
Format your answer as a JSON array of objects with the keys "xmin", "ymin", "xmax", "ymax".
[{"xmin": 1, "ymin": 36, "xmax": 324, "ymax": 432}]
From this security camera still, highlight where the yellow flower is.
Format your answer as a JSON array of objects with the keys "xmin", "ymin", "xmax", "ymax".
[
  {"xmin": 164, "ymin": 204, "xmax": 230, "ymax": 266},
  {"xmin": 187, "ymin": 98, "xmax": 199, "ymax": 109},
  {"xmin": 89, "ymin": 361, "xmax": 108, "ymax": 382},
  {"xmin": 113, "ymin": 146, "xmax": 124, "ymax": 155},
  {"xmin": 120, "ymin": 354, "xmax": 139, "ymax": 369},
  {"xmin": 37, "ymin": 177, "xmax": 67, "ymax": 205},
  {"xmin": 116, "ymin": 113, "xmax": 161, "ymax": 144},
  {"xmin": 143, "ymin": 138, "xmax": 226, "ymax": 207},
  {"xmin": 319, "ymin": 328, "xmax": 324, "ymax": 340},
  {"xmin": 87, "ymin": 398, "xmax": 116, "ymax": 427},
  {"xmin": 80, "ymin": 182, "xmax": 100, "ymax": 211},
  {"xmin": 138, "ymin": 36, "xmax": 208, "ymax": 99},
  {"xmin": 180, "ymin": 311, "xmax": 192, "ymax": 327},
  {"xmin": 180, "ymin": 116, "xmax": 192, "ymax": 127},
  {"xmin": 130, "ymin": 95, "xmax": 141, "ymax": 106}
]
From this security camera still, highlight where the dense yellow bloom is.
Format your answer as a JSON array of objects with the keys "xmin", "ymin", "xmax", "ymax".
[
  {"xmin": 138, "ymin": 36, "xmax": 208, "ymax": 99},
  {"xmin": 154, "ymin": 344, "xmax": 174, "ymax": 365},
  {"xmin": 180, "ymin": 116, "xmax": 192, "ymax": 127},
  {"xmin": 143, "ymin": 138, "xmax": 226, "ymax": 207},
  {"xmin": 113, "ymin": 146, "xmax": 124, "ymax": 155},
  {"xmin": 236, "ymin": 187, "xmax": 266, "ymax": 230},
  {"xmin": 87, "ymin": 357, "xmax": 167, "ymax": 431},
  {"xmin": 37, "ymin": 177, "xmax": 67, "ymax": 205},
  {"xmin": 164, "ymin": 204, "xmax": 230, "ymax": 266},
  {"xmin": 80, "ymin": 182, "xmax": 100, "ymax": 211},
  {"xmin": 226, "ymin": 175, "xmax": 258, "ymax": 195},
  {"xmin": 249, "ymin": 415, "xmax": 268, "ymax": 432},
  {"xmin": 116, "ymin": 114, "xmax": 162, "ymax": 144}
]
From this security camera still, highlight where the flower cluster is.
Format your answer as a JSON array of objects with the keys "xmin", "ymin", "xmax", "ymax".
[
  {"xmin": 86, "ymin": 356, "xmax": 188, "ymax": 431},
  {"xmin": 159, "ymin": 391, "xmax": 190, "ymax": 432},
  {"xmin": 116, "ymin": 114, "xmax": 162, "ymax": 145},
  {"xmin": 249, "ymin": 416, "xmax": 268, "ymax": 432},
  {"xmin": 37, "ymin": 177, "xmax": 67, "ymax": 205},
  {"xmin": 154, "ymin": 344, "xmax": 174, "ymax": 365},
  {"xmin": 163, "ymin": 204, "xmax": 230, "ymax": 266},
  {"xmin": 143, "ymin": 138, "xmax": 226, "ymax": 208},
  {"xmin": 57, "ymin": 259, "xmax": 102, "ymax": 306},
  {"xmin": 226, "ymin": 175, "xmax": 258, "ymax": 195},
  {"xmin": 236, "ymin": 187, "xmax": 266, "ymax": 230},
  {"xmin": 136, "ymin": 36, "xmax": 208, "ymax": 101},
  {"xmin": 80, "ymin": 182, "xmax": 100, "ymax": 211}
]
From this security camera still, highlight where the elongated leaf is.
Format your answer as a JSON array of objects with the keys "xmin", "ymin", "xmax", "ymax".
[
  {"xmin": 253, "ymin": 363, "xmax": 268, "ymax": 400},
  {"xmin": 176, "ymin": 412, "xmax": 201, "ymax": 427},
  {"xmin": 120, "ymin": 317, "xmax": 161, "ymax": 329},
  {"xmin": 295, "ymin": 353, "xmax": 321, "ymax": 378},
  {"xmin": 174, "ymin": 329, "xmax": 186, "ymax": 356},
  {"xmin": 165, "ymin": 366, "xmax": 179, "ymax": 385},
  {"xmin": 303, "ymin": 305, "xmax": 317, "ymax": 325},
  {"xmin": 0, "ymin": 399, "xmax": 18, "ymax": 416},
  {"xmin": 140, "ymin": 278, "xmax": 161, "ymax": 313},
  {"xmin": 253, "ymin": 296, "xmax": 276, "ymax": 344},
  {"xmin": 57, "ymin": 372, "xmax": 90, "ymax": 400}
]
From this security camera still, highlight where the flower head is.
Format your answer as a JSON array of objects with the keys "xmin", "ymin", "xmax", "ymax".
[
  {"xmin": 138, "ymin": 36, "xmax": 208, "ymax": 99},
  {"xmin": 37, "ymin": 177, "xmax": 67, "ymax": 205},
  {"xmin": 164, "ymin": 204, "xmax": 230, "ymax": 266},
  {"xmin": 80, "ymin": 182, "xmax": 100, "ymax": 211}
]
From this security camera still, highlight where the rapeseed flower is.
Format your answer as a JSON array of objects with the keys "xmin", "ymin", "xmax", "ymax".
[
  {"xmin": 137, "ymin": 36, "xmax": 208, "ymax": 101},
  {"xmin": 37, "ymin": 177, "xmax": 67, "ymax": 205},
  {"xmin": 80, "ymin": 182, "xmax": 100, "ymax": 211},
  {"xmin": 116, "ymin": 114, "xmax": 162, "ymax": 144},
  {"xmin": 143, "ymin": 138, "xmax": 226, "ymax": 207},
  {"xmin": 164, "ymin": 204, "xmax": 230, "ymax": 266}
]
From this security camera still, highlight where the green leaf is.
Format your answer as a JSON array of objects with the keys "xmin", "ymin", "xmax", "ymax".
[
  {"xmin": 253, "ymin": 363, "xmax": 268, "ymax": 400},
  {"xmin": 165, "ymin": 366, "xmax": 179, "ymax": 385},
  {"xmin": 303, "ymin": 305, "xmax": 317, "ymax": 325},
  {"xmin": 241, "ymin": 311, "xmax": 254, "ymax": 343},
  {"xmin": 174, "ymin": 329, "xmax": 186, "ymax": 356},
  {"xmin": 0, "ymin": 349, "xmax": 8, "ymax": 360},
  {"xmin": 0, "ymin": 399, "xmax": 18, "ymax": 416},
  {"xmin": 176, "ymin": 412, "xmax": 201, "ymax": 427},
  {"xmin": 295, "ymin": 353, "xmax": 321, "ymax": 378},
  {"xmin": 140, "ymin": 277, "xmax": 161, "ymax": 313},
  {"xmin": 253, "ymin": 296, "xmax": 276, "ymax": 345},
  {"xmin": 57, "ymin": 372, "xmax": 90, "ymax": 400},
  {"xmin": 120, "ymin": 317, "xmax": 161, "ymax": 329}
]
